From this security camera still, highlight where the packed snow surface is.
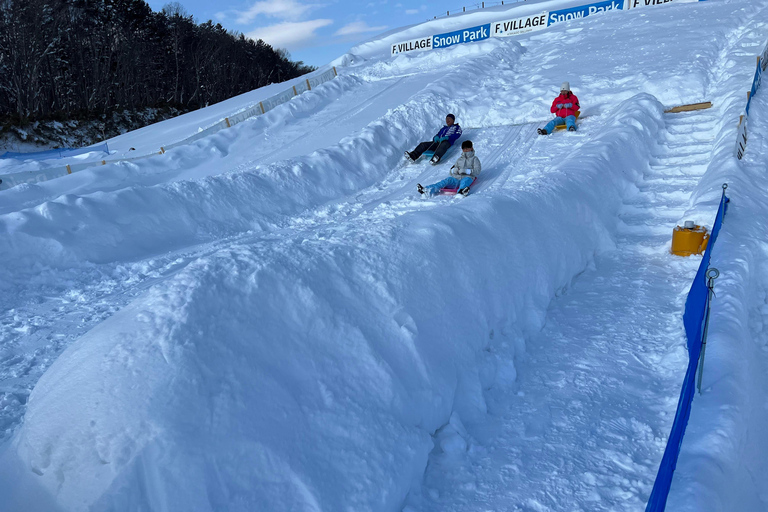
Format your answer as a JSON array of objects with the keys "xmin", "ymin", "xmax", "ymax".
[{"xmin": 2, "ymin": 0, "xmax": 768, "ymax": 511}]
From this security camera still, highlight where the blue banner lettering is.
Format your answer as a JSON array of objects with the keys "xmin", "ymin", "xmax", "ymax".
[
  {"xmin": 433, "ymin": 24, "xmax": 491, "ymax": 49},
  {"xmin": 548, "ymin": 0, "xmax": 623, "ymax": 25}
]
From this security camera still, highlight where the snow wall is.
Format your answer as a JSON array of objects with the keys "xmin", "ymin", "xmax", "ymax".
[{"xmin": 0, "ymin": 90, "xmax": 666, "ymax": 510}]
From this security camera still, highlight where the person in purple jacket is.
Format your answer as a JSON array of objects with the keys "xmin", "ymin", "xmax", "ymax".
[{"xmin": 404, "ymin": 113, "xmax": 463, "ymax": 164}]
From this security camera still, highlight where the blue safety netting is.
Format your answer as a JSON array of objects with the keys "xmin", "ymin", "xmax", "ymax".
[
  {"xmin": 645, "ymin": 188, "xmax": 730, "ymax": 512},
  {"xmin": 1, "ymin": 142, "xmax": 109, "ymax": 161}
]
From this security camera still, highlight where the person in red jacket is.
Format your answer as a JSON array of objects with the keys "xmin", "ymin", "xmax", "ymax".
[{"xmin": 538, "ymin": 82, "xmax": 580, "ymax": 135}]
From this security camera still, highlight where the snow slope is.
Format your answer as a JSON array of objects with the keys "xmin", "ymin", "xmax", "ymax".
[{"xmin": 2, "ymin": 0, "xmax": 768, "ymax": 510}]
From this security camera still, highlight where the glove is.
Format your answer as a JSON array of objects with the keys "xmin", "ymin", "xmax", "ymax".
[
  {"xmin": 556, "ymin": 103, "xmax": 563, "ymax": 108},
  {"xmin": 433, "ymin": 136, "xmax": 440, "ymax": 142},
  {"xmin": 463, "ymin": 168, "xmax": 472, "ymax": 175},
  {"xmin": 564, "ymin": 103, "xmax": 572, "ymax": 108}
]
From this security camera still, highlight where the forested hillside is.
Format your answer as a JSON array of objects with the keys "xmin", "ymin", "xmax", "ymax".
[{"xmin": 0, "ymin": 0, "xmax": 313, "ymax": 145}]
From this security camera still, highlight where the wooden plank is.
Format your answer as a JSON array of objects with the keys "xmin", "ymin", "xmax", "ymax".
[{"xmin": 664, "ymin": 102, "xmax": 712, "ymax": 113}]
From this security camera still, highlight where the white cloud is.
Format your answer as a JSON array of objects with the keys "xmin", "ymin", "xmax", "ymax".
[
  {"xmin": 246, "ymin": 19, "xmax": 333, "ymax": 50},
  {"xmin": 333, "ymin": 21, "xmax": 388, "ymax": 36},
  {"xmin": 405, "ymin": 5, "xmax": 427, "ymax": 14},
  {"xmin": 235, "ymin": 0, "xmax": 314, "ymax": 24}
]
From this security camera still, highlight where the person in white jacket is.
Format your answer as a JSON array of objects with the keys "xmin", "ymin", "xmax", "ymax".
[{"xmin": 418, "ymin": 140, "xmax": 481, "ymax": 196}]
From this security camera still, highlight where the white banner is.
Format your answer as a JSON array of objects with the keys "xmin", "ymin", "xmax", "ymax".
[
  {"xmin": 308, "ymin": 68, "xmax": 337, "ymax": 89},
  {"xmin": 261, "ymin": 88, "xmax": 298, "ymax": 113},
  {"xmin": 391, "ymin": 36, "xmax": 433, "ymax": 56},
  {"xmin": 0, "ymin": 168, "xmax": 69, "ymax": 191},
  {"xmin": 492, "ymin": 13, "xmax": 548, "ymax": 37},
  {"xmin": 625, "ymin": 0, "xmax": 679, "ymax": 9},
  {"xmin": 735, "ymin": 115, "xmax": 748, "ymax": 160},
  {"xmin": 294, "ymin": 80, "xmax": 310, "ymax": 95}
]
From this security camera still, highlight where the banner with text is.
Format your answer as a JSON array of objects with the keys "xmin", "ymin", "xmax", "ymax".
[
  {"xmin": 389, "ymin": 0, "xmax": 696, "ymax": 56},
  {"xmin": 547, "ymin": 0, "xmax": 623, "ymax": 26},
  {"xmin": 625, "ymin": 0, "xmax": 677, "ymax": 9},
  {"xmin": 432, "ymin": 24, "xmax": 492, "ymax": 50},
  {"xmin": 493, "ymin": 13, "xmax": 548, "ymax": 37},
  {"xmin": 391, "ymin": 36, "xmax": 433, "ymax": 55},
  {"xmin": 734, "ymin": 40, "xmax": 767, "ymax": 159}
]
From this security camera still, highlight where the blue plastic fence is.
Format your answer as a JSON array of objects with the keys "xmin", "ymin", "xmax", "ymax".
[
  {"xmin": 645, "ymin": 188, "xmax": 730, "ymax": 512},
  {"xmin": 1, "ymin": 142, "xmax": 109, "ymax": 161}
]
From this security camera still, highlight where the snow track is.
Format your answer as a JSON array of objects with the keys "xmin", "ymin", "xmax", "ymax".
[{"xmin": 407, "ymin": 110, "xmax": 718, "ymax": 511}]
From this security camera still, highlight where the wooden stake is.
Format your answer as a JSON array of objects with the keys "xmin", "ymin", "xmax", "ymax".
[
  {"xmin": 225, "ymin": 117, "xmax": 231, "ymax": 128},
  {"xmin": 66, "ymin": 164, "xmax": 72, "ymax": 174},
  {"xmin": 259, "ymin": 102, "xmax": 265, "ymax": 114},
  {"xmin": 293, "ymin": 85, "xmax": 298, "ymax": 95},
  {"xmin": 333, "ymin": 66, "xmax": 337, "ymax": 77},
  {"xmin": 101, "ymin": 160, "xmax": 106, "ymax": 165},
  {"xmin": 306, "ymin": 79, "xmax": 312, "ymax": 90},
  {"xmin": 664, "ymin": 101, "xmax": 713, "ymax": 113},
  {"xmin": 159, "ymin": 147, "xmax": 165, "ymax": 154}
]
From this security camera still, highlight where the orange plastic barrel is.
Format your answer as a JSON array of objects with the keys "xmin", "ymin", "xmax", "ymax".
[{"xmin": 671, "ymin": 224, "xmax": 709, "ymax": 256}]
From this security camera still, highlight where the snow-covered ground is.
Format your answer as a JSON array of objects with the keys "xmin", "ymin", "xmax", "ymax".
[{"xmin": 2, "ymin": 0, "xmax": 768, "ymax": 510}]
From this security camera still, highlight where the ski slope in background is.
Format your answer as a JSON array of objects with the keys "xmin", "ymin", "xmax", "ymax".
[{"xmin": 2, "ymin": 0, "xmax": 768, "ymax": 510}]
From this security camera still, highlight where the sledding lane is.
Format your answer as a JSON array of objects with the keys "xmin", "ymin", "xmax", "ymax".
[{"xmin": 0, "ymin": 98, "xmax": 597, "ymax": 447}]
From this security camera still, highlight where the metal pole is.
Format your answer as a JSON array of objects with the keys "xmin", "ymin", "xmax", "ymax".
[{"xmin": 697, "ymin": 268, "xmax": 720, "ymax": 394}]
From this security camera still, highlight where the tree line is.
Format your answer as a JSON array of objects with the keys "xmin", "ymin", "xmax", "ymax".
[{"xmin": 0, "ymin": 0, "xmax": 315, "ymax": 125}]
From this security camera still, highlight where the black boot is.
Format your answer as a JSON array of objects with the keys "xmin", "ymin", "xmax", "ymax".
[
  {"xmin": 537, "ymin": 128, "xmax": 547, "ymax": 135},
  {"xmin": 417, "ymin": 183, "xmax": 425, "ymax": 195}
]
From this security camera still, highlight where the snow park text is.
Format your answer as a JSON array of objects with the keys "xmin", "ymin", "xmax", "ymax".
[{"xmin": 390, "ymin": 0, "xmax": 697, "ymax": 55}]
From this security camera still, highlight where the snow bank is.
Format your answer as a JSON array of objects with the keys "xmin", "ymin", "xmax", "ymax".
[
  {"xmin": 3, "ymin": 0, "xmax": 768, "ymax": 509},
  {"xmin": 0, "ymin": 95, "xmax": 664, "ymax": 511}
]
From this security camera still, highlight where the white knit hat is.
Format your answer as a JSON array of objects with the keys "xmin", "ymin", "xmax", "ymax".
[{"xmin": 560, "ymin": 81, "xmax": 570, "ymax": 91}]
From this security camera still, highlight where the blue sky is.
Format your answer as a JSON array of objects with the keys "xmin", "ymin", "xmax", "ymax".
[{"xmin": 145, "ymin": 0, "xmax": 453, "ymax": 66}]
